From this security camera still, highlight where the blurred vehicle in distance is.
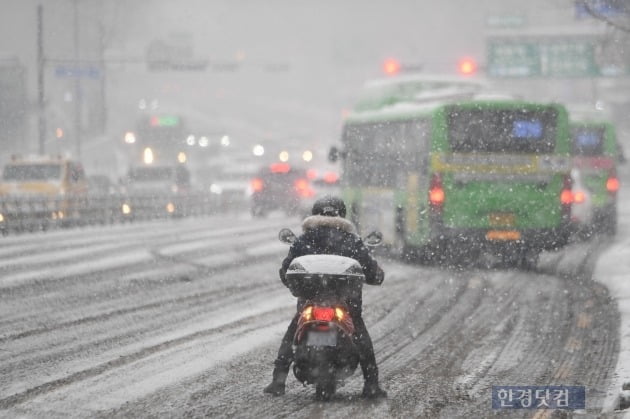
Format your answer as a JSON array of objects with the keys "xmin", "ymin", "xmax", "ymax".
[
  {"xmin": 203, "ymin": 161, "xmax": 257, "ymax": 213},
  {"xmin": 121, "ymin": 164, "xmax": 191, "ymax": 218},
  {"xmin": 249, "ymin": 162, "xmax": 314, "ymax": 218},
  {"xmin": 88, "ymin": 175, "xmax": 117, "ymax": 196},
  {"xmin": 86, "ymin": 174, "xmax": 119, "ymax": 224},
  {"xmin": 570, "ymin": 120, "xmax": 620, "ymax": 235},
  {"xmin": 0, "ymin": 155, "xmax": 88, "ymax": 228}
]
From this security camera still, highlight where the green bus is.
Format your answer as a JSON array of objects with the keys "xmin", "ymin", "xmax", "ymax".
[
  {"xmin": 332, "ymin": 90, "xmax": 574, "ymax": 267},
  {"xmin": 569, "ymin": 120, "xmax": 620, "ymax": 234}
]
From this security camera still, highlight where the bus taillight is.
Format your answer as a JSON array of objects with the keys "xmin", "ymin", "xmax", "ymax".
[
  {"xmin": 561, "ymin": 174, "xmax": 573, "ymax": 220},
  {"xmin": 560, "ymin": 190, "xmax": 573, "ymax": 205},
  {"xmin": 429, "ymin": 173, "xmax": 445, "ymax": 208},
  {"xmin": 607, "ymin": 176, "xmax": 620, "ymax": 195}
]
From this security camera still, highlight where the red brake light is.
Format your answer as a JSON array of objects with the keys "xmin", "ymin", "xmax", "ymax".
[
  {"xmin": 429, "ymin": 173, "xmax": 445, "ymax": 206},
  {"xmin": 294, "ymin": 178, "xmax": 308, "ymax": 190},
  {"xmin": 312, "ymin": 306, "xmax": 335, "ymax": 322},
  {"xmin": 306, "ymin": 169, "xmax": 318, "ymax": 180},
  {"xmin": 458, "ymin": 57, "xmax": 477, "ymax": 76},
  {"xmin": 607, "ymin": 177, "xmax": 619, "ymax": 193},
  {"xmin": 574, "ymin": 191, "xmax": 585, "ymax": 204},
  {"xmin": 251, "ymin": 178, "xmax": 264, "ymax": 192},
  {"xmin": 560, "ymin": 190, "xmax": 573, "ymax": 205},
  {"xmin": 561, "ymin": 174, "xmax": 573, "ymax": 205},
  {"xmin": 270, "ymin": 163, "xmax": 291, "ymax": 173},
  {"xmin": 383, "ymin": 58, "xmax": 401, "ymax": 76},
  {"xmin": 294, "ymin": 178, "xmax": 315, "ymax": 198},
  {"xmin": 323, "ymin": 172, "xmax": 339, "ymax": 184}
]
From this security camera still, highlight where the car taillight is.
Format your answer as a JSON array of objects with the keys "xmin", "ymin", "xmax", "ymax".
[
  {"xmin": 312, "ymin": 306, "xmax": 335, "ymax": 322},
  {"xmin": 429, "ymin": 173, "xmax": 445, "ymax": 208},
  {"xmin": 250, "ymin": 177, "xmax": 264, "ymax": 192},
  {"xmin": 294, "ymin": 178, "xmax": 315, "ymax": 198}
]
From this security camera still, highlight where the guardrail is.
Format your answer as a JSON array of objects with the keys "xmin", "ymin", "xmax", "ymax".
[{"xmin": 0, "ymin": 191, "xmax": 248, "ymax": 235}]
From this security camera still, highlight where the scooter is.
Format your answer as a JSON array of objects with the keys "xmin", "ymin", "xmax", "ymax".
[{"xmin": 278, "ymin": 228, "xmax": 382, "ymax": 401}]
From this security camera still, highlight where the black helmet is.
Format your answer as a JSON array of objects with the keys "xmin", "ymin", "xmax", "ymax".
[{"xmin": 311, "ymin": 195, "xmax": 346, "ymax": 218}]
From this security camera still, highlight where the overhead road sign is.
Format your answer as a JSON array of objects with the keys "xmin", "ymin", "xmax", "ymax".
[
  {"xmin": 487, "ymin": 37, "xmax": 599, "ymax": 77},
  {"xmin": 55, "ymin": 65, "xmax": 101, "ymax": 79}
]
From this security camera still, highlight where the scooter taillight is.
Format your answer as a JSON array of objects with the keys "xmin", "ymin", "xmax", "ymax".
[
  {"xmin": 302, "ymin": 305, "xmax": 346, "ymax": 322},
  {"xmin": 312, "ymin": 306, "xmax": 335, "ymax": 322}
]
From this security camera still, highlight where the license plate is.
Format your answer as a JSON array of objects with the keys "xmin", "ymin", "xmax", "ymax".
[
  {"xmin": 488, "ymin": 213, "xmax": 516, "ymax": 227},
  {"xmin": 306, "ymin": 330, "xmax": 337, "ymax": 347},
  {"xmin": 486, "ymin": 230, "xmax": 521, "ymax": 241}
]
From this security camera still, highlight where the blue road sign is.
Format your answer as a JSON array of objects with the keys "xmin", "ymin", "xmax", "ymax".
[{"xmin": 55, "ymin": 65, "xmax": 101, "ymax": 79}]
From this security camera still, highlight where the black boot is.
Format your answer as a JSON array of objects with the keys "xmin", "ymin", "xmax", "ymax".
[
  {"xmin": 360, "ymin": 363, "xmax": 387, "ymax": 399},
  {"xmin": 362, "ymin": 381, "xmax": 387, "ymax": 399},
  {"xmin": 263, "ymin": 366, "xmax": 289, "ymax": 396}
]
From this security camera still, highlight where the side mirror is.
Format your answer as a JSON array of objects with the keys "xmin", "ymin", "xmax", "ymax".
[
  {"xmin": 329, "ymin": 146, "xmax": 347, "ymax": 163},
  {"xmin": 364, "ymin": 231, "xmax": 383, "ymax": 247},
  {"xmin": 328, "ymin": 146, "xmax": 339, "ymax": 163},
  {"xmin": 278, "ymin": 228, "xmax": 297, "ymax": 244}
]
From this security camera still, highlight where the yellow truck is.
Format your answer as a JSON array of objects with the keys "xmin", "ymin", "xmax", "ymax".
[{"xmin": 0, "ymin": 155, "xmax": 88, "ymax": 230}]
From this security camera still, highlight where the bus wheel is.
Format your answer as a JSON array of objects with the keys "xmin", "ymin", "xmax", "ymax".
[
  {"xmin": 518, "ymin": 248, "xmax": 540, "ymax": 271},
  {"xmin": 601, "ymin": 206, "xmax": 617, "ymax": 236}
]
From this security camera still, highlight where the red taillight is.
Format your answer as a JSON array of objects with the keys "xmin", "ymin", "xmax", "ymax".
[
  {"xmin": 573, "ymin": 191, "xmax": 586, "ymax": 204},
  {"xmin": 607, "ymin": 177, "xmax": 620, "ymax": 194},
  {"xmin": 323, "ymin": 172, "xmax": 339, "ymax": 184},
  {"xmin": 560, "ymin": 190, "xmax": 573, "ymax": 205},
  {"xmin": 270, "ymin": 162, "xmax": 291, "ymax": 173},
  {"xmin": 250, "ymin": 178, "xmax": 264, "ymax": 192},
  {"xmin": 294, "ymin": 178, "xmax": 315, "ymax": 198},
  {"xmin": 312, "ymin": 306, "xmax": 335, "ymax": 322},
  {"xmin": 561, "ymin": 174, "xmax": 573, "ymax": 205},
  {"xmin": 306, "ymin": 169, "xmax": 318, "ymax": 180},
  {"xmin": 429, "ymin": 173, "xmax": 445, "ymax": 206}
]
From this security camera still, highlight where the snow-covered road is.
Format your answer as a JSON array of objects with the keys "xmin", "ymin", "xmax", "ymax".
[{"xmin": 0, "ymin": 209, "xmax": 621, "ymax": 418}]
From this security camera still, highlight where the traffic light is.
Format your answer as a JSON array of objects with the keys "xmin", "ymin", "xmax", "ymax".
[
  {"xmin": 457, "ymin": 57, "xmax": 477, "ymax": 76},
  {"xmin": 382, "ymin": 58, "xmax": 401, "ymax": 76}
]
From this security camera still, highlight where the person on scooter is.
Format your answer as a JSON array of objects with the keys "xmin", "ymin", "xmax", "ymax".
[{"xmin": 264, "ymin": 195, "xmax": 387, "ymax": 399}]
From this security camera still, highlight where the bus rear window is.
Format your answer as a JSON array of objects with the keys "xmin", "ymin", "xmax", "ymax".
[
  {"xmin": 342, "ymin": 120, "xmax": 429, "ymax": 187},
  {"xmin": 571, "ymin": 126, "xmax": 605, "ymax": 156},
  {"xmin": 3, "ymin": 164, "xmax": 62, "ymax": 181},
  {"xmin": 446, "ymin": 107, "xmax": 558, "ymax": 154}
]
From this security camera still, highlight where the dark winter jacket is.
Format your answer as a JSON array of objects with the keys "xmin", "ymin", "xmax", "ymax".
[{"xmin": 279, "ymin": 215, "xmax": 384, "ymax": 287}]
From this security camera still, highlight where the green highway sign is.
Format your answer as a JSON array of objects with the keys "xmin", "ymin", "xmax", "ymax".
[{"xmin": 487, "ymin": 37, "xmax": 601, "ymax": 78}]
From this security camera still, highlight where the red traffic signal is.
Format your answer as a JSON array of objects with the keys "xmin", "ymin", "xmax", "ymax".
[
  {"xmin": 457, "ymin": 57, "xmax": 477, "ymax": 76},
  {"xmin": 382, "ymin": 58, "xmax": 401, "ymax": 76}
]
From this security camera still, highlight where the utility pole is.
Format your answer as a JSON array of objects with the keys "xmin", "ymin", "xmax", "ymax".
[
  {"xmin": 73, "ymin": 0, "xmax": 82, "ymax": 159},
  {"xmin": 37, "ymin": 4, "xmax": 46, "ymax": 155}
]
